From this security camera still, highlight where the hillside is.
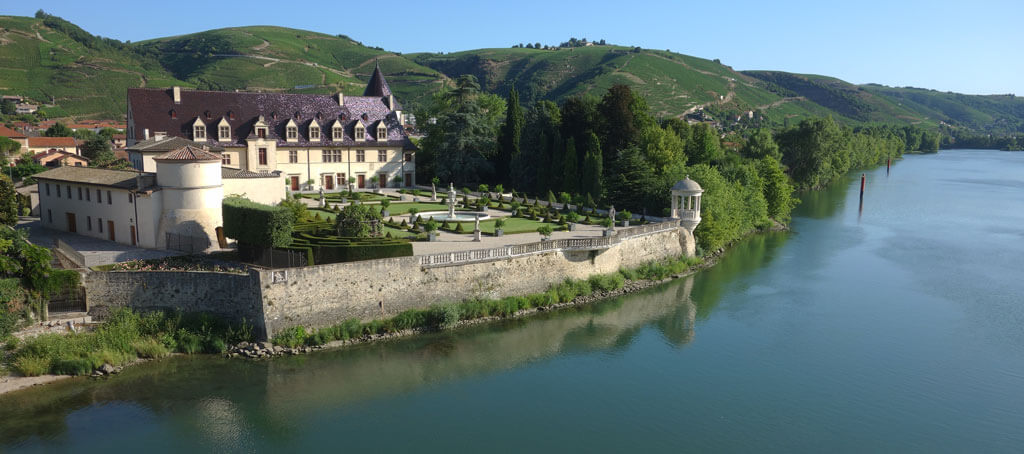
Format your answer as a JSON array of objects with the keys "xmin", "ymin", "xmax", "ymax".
[
  {"xmin": 0, "ymin": 14, "xmax": 186, "ymax": 118},
  {"xmin": 1, "ymin": 13, "xmax": 1022, "ymax": 134}
]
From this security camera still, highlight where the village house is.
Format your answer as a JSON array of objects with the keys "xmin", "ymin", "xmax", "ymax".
[
  {"xmin": 31, "ymin": 149, "xmax": 89, "ymax": 168},
  {"xmin": 0, "ymin": 125, "xmax": 28, "ymax": 148},
  {"xmin": 26, "ymin": 136, "xmax": 78, "ymax": 155},
  {"xmin": 126, "ymin": 63, "xmax": 417, "ymax": 192},
  {"xmin": 15, "ymin": 103, "xmax": 38, "ymax": 115}
]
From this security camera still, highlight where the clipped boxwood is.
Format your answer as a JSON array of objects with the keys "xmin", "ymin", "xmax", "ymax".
[{"xmin": 223, "ymin": 197, "xmax": 294, "ymax": 248}]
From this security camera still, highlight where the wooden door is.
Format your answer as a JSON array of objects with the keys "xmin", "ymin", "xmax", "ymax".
[
  {"xmin": 324, "ymin": 175, "xmax": 334, "ymax": 190},
  {"xmin": 357, "ymin": 174, "xmax": 365, "ymax": 188},
  {"xmin": 130, "ymin": 225, "xmax": 137, "ymax": 246},
  {"xmin": 379, "ymin": 173, "xmax": 388, "ymax": 188},
  {"xmin": 290, "ymin": 176, "xmax": 299, "ymax": 191},
  {"xmin": 66, "ymin": 213, "xmax": 76, "ymax": 233},
  {"xmin": 404, "ymin": 172, "xmax": 412, "ymax": 187},
  {"xmin": 107, "ymin": 221, "xmax": 115, "ymax": 241}
]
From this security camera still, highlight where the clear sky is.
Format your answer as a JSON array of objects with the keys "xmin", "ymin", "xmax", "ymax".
[{"xmin": 5, "ymin": 0, "xmax": 1022, "ymax": 95}]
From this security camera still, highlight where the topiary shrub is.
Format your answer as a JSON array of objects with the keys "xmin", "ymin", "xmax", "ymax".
[
  {"xmin": 455, "ymin": 223, "xmax": 465, "ymax": 233},
  {"xmin": 223, "ymin": 197, "xmax": 295, "ymax": 248}
]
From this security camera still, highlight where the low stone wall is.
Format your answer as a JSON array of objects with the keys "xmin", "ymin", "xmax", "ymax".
[
  {"xmin": 81, "ymin": 270, "xmax": 266, "ymax": 334},
  {"xmin": 80, "ymin": 227, "xmax": 694, "ymax": 340},
  {"xmin": 259, "ymin": 228, "xmax": 693, "ymax": 337}
]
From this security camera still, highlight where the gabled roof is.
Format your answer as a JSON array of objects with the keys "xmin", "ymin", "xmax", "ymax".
[
  {"xmin": 34, "ymin": 166, "xmax": 142, "ymax": 189},
  {"xmin": 27, "ymin": 137, "xmax": 77, "ymax": 148},
  {"xmin": 0, "ymin": 125, "xmax": 26, "ymax": 139},
  {"xmin": 125, "ymin": 136, "xmax": 223, "ymax": 153},
  {"xmin": 154, "ymin": 145, "xmax": 222, "ymax": 162},
  {"xmin": 363, "ymin": 60, "xmax": 393, "ymax": 97},
  {"xmin": 32, "ymin": 149, "xmax": 89, "ymax": 162}
]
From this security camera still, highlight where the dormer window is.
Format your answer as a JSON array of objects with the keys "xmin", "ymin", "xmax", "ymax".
[
  {"xmin": 355, "ymin": 124, "xmax": 365, "ymax": 141},
  {"xmin": 285, "ymin": 119, "xmax": 298, "ymax": 142},
  {"xmin": 376, "ymin": 123, "xmax": 387, "ymax": 140},
  {"xmin": 332, "ymin": 122, "xmax": 343, "ymax": 140},
  {"xmin": 218, "ymin": 117, "xmax": 231, "ymax": 141},
  {"xmin": 309, "ymin": 122, "xmax": 321, "ymax": 140},
  {"xmin": 254, "ymin": 116, "xmax": 268, "ymax": 139},
  {"xmin": 193, "ymin": 121, "xmax": 206, "ymax": 140}
]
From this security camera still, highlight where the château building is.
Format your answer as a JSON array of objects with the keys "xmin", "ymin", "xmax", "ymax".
[{"xmin": 126, "ymin": 63, "xmax": 417, "ymax": 192}]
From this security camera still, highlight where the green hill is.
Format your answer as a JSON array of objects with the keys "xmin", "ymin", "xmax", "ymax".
[{"xmin": 1, "ymin": 13, "xmax": 1022, "ymax": 135}]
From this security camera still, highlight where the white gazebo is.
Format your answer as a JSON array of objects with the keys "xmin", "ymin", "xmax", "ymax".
[{"xmin": 671, "ymin": 176, "xmax": 703, "ymax": 233}]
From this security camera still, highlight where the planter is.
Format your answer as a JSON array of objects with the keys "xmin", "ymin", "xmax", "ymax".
[
  {"xmin": 381, "ymin": 210, "xmax": 390, "ymax": 217},
  {"xmin": 602, "ymin": 229, "xmax": 615, "ymax": 237},
  {"xmin": 494, "ymin": 228, "xmax": 504, "ymax": 237},
  {"xmin": 428, "ymin": 232, "xmax": 439, "ymax": 242},
  {"xmin": 568, "ymin": 223, "xmax": 577, "ymax": 231},
  {"xmin": 622, "ymin": 220, "xmax": 630, "ymax": 227}
]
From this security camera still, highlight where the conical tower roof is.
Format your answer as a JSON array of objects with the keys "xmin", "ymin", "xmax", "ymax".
[{"xmin": 363, "ymin": 60, "xmax": 392, "ymax": 97}]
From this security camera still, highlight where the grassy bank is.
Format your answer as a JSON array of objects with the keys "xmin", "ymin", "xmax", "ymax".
[
  {"xmin": 1, "ymin": 310, "xmax": 255, "ymax": 377},
  {"xmin": 271, "ymin": 254, "xmax": 704, "ymax": 348}
]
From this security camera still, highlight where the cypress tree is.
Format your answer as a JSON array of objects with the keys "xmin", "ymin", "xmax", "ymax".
[
  {"xmin": 497, "ymin": 87, "xmax": 523, "ymax": 184},
  {"xmin": 562, "ymin": 137, "xmax": 578, "ymax": 194},
  {"xmin": 581, "ymin": 132, "xmax": 603, "ymax": 202}
]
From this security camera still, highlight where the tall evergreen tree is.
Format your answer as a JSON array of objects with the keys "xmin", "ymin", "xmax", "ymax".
[
  {"xmin": 685, "ymin": 123, "xmax": 723, "ymax": 165},
  {"xmin": 581, "ymin": 132, "xmax": 603, "ymax": 202},
  {"xmin": 597, "ymin": 85, "xmax": 640, "ymax": 162},
  {"xmin": 562, "ymin": 137, "xmax": 578, "ymax": 194},
  {"xmin": 496, "ymin": 87, "xmax": 524, "ymax": 184}
]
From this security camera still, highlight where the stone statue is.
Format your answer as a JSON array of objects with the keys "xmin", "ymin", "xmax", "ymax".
[
  {"xmin": 474, "ymin": 213, "xmax": 481, "ymax": 232},
  {"xmin": 431, "ymin": 182, "xmax": 437, "ymax": 201},
  {"xmin": 318, "ymin": 187, "xmax": 326, "ymax": 208},
  {"xmin": 608, "ymin": 205, "xmax": 616, "ymax": 225},
  {"xmin": 447, "ymin": 183, "xmax": 457, "ymax": 219}
]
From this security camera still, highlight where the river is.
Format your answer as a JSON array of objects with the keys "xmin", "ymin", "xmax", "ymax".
[{"xmin": 2, "ymin": 149, "xmax": 1023, "ymax": 452}]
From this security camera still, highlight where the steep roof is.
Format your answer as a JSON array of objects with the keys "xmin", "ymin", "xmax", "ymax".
[
  {"xmin": 34, "ymin": 166, "xmax": 141, "ymax": 189},
  {"xmin": 0, "ymin": 125, "xmax": 26, "ymax": 139},
  {"xmin": 154, "ymin": 145, "xmax": 222, "ymax": 162},
  {"xmin": 125, "ymin": 136, "xmax": 223, "ymax": 153},
  {"xmin": 27, "ymin": 137, "xmax": 77, "ymax": 148},
  {"xmin": 363, "ymin": 61, "xmax": 393, "ymax": 97}
]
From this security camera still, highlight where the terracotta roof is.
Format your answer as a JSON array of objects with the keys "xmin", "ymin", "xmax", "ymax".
[
  {"xmin": 153, "ymin": 145, "xmax": 222, "ymax": 162},
  {"xmin": 127, "ymin": 70, "xmax": 414, "ymax": 151},
  {"xmin": 34, "ymin": 166, "xmax": 142, "ymax": 189},
  {"xmin": 27, "ymin": 137, "xmax": 77, "ymax": 148},
  {"xmin": 126, "ymin": 136, "xmax": 223, "ymax": 153},
  {"xmin": 32, "ymin": 149, "xmax": 89, "ymax": 162},
  {"xmin": 0, "ymin": 125, "xmax": 26, "ymax": 139},
  {"xmin": 221, "ymin": 167, "xmax": 280, "ymax": 179}
]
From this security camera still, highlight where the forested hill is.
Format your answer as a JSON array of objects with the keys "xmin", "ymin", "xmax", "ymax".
[{"xmin": 2, "ymin": 12, "xmax": 1023, "ymax": 135}]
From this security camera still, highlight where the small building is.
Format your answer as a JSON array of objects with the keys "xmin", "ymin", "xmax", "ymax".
[
  {"xmin": 111, "ymin": 133, "xmax": 127, "ymax": 148},
  {"xmin": 32, "ymin": 149, "xmax": 90, "ymax": 168},
  {"xmin": 35, "ymin": 145, "xmax": 284, "ymax": 251},
  {"xmin": 26, "ymin": 137, "xmax": 78, "ymax": 155},
  {"xmin": 125, "ymin": 136, "xmax": 223, "ymax": 172},
  {"xmin": 15, "ymin": 103, "xmax": 38, "ymax": 115},
  {"xmin": 0, "ymin": 125, "xmax": 28, "ymax": 148}
]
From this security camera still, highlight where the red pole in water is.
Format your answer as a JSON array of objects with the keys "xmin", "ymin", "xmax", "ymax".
[
  {"xmin": 859, "ymin": 173, "xmax": 866, "ymax": 216},
  {"xmin": 887, "ymin": 158, "xmax": 891, "ymax": 175}
]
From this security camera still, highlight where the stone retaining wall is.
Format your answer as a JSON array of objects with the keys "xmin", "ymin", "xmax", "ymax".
[{"xmin": 81, "ymin": 227, "xmax": 694, "ymax": 340}]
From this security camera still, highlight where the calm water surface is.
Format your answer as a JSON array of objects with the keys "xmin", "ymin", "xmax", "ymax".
[{"xmin": 2, "ymin": 150, "xmax": 1023, "ymax": 453}]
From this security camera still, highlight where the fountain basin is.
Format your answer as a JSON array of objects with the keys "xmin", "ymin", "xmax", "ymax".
[{"xmin": 416, "ymin": 211, "xmax": 491, "ymax": 222}]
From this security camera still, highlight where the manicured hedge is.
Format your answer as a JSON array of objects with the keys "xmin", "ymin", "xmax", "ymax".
[
  {"xmin": 290, "ymin": 232, "xmax": 412, "ymax": 264},
  {"xmin": 223, "ymin": 197, "xmax": 294, "ymax": 248}
]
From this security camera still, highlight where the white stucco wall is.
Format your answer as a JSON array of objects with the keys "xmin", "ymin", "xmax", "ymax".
[
  {"xmin": 37, "ymin": 180, "xmax": 153, "ymax": 247},
  {"xmin": 222, "ymin": 177, "xmax": 285, "ymax": 205}
]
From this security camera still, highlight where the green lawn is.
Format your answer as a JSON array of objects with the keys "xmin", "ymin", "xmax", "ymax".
[{"xmin": 441, "ymin": 216, "xmax": 562, "ymax": 235}]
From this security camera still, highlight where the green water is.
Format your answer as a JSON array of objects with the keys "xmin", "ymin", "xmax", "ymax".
[{"xmin": 3, "ymin": 150, "xmax": 1023, "ymax": 452}]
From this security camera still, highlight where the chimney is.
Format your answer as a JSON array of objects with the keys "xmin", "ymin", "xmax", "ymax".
[
  {"xmin": 172, "ymin": 86, "xmax": 181, "ymax": 104},
  {"xmin": 143, "ymin": 128, "xmax": 150, "ymax": 140},
  {"xmin": 387, "ymin": 94, "xmax": 395, "ymax": 110},
  {"xmin": 336, "ymin": 93, "xmax": 344, "ymax": 106}
]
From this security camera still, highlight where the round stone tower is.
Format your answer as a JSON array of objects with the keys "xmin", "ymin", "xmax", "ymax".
[{"xmin": 153, "ymin": 145, "xmax": 224, "ymax": 251}]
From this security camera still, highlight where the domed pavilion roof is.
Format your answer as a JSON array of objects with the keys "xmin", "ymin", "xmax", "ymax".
[{"xmin": 671, "ymin": 176, "xmax": 703, "ymax": 193}]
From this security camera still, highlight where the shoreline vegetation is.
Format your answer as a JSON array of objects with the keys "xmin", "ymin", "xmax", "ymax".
[{"xmin": 0, "ymin": 252, "xmax": 711, "ymax": 395}]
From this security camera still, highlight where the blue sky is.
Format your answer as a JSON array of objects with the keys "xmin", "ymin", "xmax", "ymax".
[{"xmin": 6, "ymin": 0, "xmax": 1022, "ymax": 95}]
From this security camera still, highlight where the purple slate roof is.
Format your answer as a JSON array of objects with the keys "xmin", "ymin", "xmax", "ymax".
[
  {"xmin": 128, "ymin": 71, "xmax": 414, "ymax": 151},
  {"xmin": 363, "ymin": 61, "xmax": 393, "ymax": 97}
]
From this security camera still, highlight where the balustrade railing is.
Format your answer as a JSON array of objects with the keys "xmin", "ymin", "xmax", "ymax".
[{"xmin": 418, "ymin": 220, "xmax": 680, "ymax": 267}]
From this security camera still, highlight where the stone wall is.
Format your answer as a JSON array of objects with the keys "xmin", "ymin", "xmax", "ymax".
[
  {"xmin": 80, "ymin": 227, "xmax": 693, "ymax": 340},
  {"xmin": 259, "ymin": 228, "xmax": 693, "ymax": 337},
  {"xmin": 81, "ymin": 270, "xmax": 266, "ymax": 334}
]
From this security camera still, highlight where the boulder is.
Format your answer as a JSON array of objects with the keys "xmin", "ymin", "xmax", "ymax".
[{"xmin": 99, "ymin": 363, "xmax": 115, "ymax": 375}]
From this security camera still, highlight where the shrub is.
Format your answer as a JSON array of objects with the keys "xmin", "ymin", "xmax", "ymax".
[
  {"xmin": 537, "ymin": 225, "xmax": 553, "ymax": 238},
  {"xmin": 205, "ymin": 337, "xmax": 227, "ymax": 353},
  {"xmin": 272, "ymin": 326, "xmax": 308, "ymax": 348},
  {"xmin": 223, "ymin": 197, "xmax": 295, "ymax": 248},
  {"xmin": 52, "ymin": 357, "xmax": 94, "ymax": 376},
  {"xmin": 428, "ymin": 304, "xmax": 461, "ymax": 329},
  {"xmin": 455, "ymin": 223, "xmax": 465, "ymax": 233},
  {"xmin": 177, "ymin": 329, "xmax": 202, "ymax": 354},
  {"xmin": 133, "ymin": 338, "xmax": 170, "ymax": 358},
  {"xmin": 13, "ymin": 355, "xmax": 50, "ymax": 377},
  {"xmin": 391, "ymin": 309, "xmax": 426, "ymax": 331}
]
